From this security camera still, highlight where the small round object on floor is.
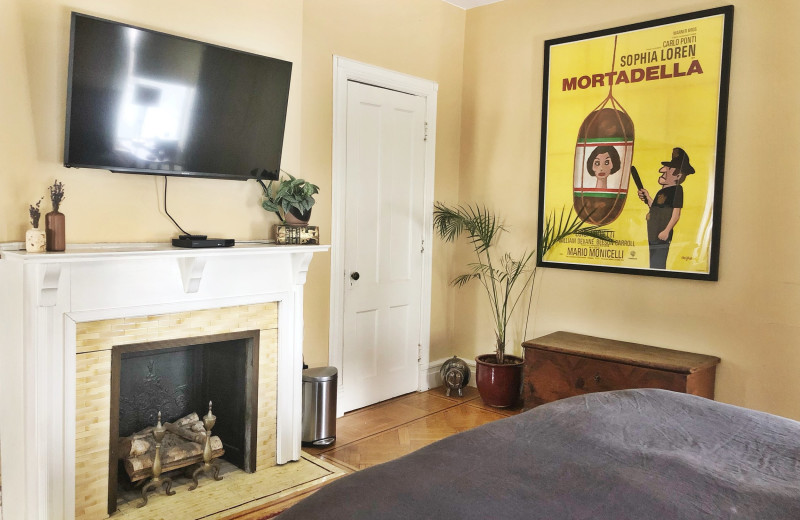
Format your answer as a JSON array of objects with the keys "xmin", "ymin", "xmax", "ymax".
[{"xmin": 439, "ymin": 356, "xmax": 470, "ymax": 397}]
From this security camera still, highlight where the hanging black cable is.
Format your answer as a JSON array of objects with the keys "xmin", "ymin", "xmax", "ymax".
[{"xmin": 163, "ymin": 176, "xmax": 193, "ymax": 236}]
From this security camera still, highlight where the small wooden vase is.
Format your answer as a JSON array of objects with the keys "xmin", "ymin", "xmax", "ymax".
[
  {"xmin": 26, "ymin": 228, "xmax": 46, "ymax": 253},
  {"xmin": 45, "ymin": 210, "xmax": 65, "ymax": 252}
]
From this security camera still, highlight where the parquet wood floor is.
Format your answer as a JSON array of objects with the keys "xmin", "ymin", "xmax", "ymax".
[
  {"xmin": 304, "ymin": 386, "xmax": 523, "ymax": 471},
  {"xmin": 224, "ymin": 386, "xmax": 523, "ymax": 519}
]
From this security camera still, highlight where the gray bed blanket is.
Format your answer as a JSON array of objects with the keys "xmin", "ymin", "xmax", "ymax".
[{"xmin": 278, "ymin": 389, "xmax": 800, "ymax": 519}]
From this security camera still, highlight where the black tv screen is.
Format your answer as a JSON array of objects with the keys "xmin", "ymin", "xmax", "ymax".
[{"xmin": 64, "ymin": 13, "xmax": 292, "ymax": 180}]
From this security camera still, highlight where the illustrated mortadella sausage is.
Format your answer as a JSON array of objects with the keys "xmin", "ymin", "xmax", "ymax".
[{"xmin": 573, "ymin": 107, "xmax": 634, "ymax": 225}]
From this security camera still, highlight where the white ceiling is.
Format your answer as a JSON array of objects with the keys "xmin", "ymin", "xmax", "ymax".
[{"xmin": 442, "ymin": 0, "xmax": 505, "ymax": 9}]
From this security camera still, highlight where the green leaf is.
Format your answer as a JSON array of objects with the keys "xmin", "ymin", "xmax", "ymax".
[
  {"xmin": 262, "ymin": 199, "xmax": 281, "ymax": 213},
  {"xmin": 263, "ymin": 173, "xmax": 319, "ymax": 217},
  {"xmin": 539, "ymin": 207, "xmax": 614, "ymax": 260}
]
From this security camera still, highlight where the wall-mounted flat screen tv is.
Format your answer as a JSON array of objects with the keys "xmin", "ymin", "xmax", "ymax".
[{"xmin": 64, "ymin": 12, "xmax": 292, "ymax": 181}]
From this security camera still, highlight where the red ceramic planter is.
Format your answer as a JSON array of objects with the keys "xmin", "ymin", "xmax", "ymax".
[{"xmin": 475, "ymin": 353, "xmax": 523, "ymax": 408}]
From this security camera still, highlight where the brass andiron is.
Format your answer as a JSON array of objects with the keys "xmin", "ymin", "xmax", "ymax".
[
  {"xmin": 138, "ymin": 411, "xmax": 176, "ymax": 508},
  {"xmin": 189, "ymin": 401, "xmax": 223, "ymax": 490}
]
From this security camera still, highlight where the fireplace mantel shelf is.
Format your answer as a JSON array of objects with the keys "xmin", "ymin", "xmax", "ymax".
[
  {"xmin": 0, "ymin": 241, "xmax": 329, "ymax": 520},
  {"xmin": 1, "ymin": 241, "xmax": 328, "ymax": 263}
]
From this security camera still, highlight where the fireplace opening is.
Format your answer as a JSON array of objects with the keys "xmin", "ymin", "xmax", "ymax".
[{"xmin": 108, "ymin": 330, "xmax": 259, "ymax": 514}]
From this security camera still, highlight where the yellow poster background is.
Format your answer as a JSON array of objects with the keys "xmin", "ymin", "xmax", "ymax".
[{"xmin": 542, "ymin": 13, "xmax": 726, "ymax": 274}]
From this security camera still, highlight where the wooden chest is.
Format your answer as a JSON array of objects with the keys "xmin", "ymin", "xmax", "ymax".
[{"xmin": 522, "ymin": 331, "xmax": 720, "ymax": 410}]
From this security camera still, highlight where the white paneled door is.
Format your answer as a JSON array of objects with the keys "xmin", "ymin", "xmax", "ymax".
[{"xmin": 339, "ymin": 80, "xmax": 427, "ymax": 413}]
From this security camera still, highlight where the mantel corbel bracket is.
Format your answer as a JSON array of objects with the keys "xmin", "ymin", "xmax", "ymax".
[
  {"xmin": 291, "ymin": 252, "xmax": 314, "ymax": 286},
  {"xmin": 177, "ymin": 257, "xmax": 207, "ymax": 293},
  {"xmin": 38, "ymin": 264, "xmax": 63, "ymax": 307}
]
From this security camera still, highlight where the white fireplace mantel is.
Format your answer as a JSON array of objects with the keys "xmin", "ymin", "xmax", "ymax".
[{"xmin": 0, "ymin": 242, "xmax": 328, "ymax": 520}]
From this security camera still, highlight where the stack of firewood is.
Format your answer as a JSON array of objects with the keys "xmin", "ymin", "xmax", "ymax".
[{"xmin": 119, "ymin": 412, "xmax": 224, "ymax": 482}]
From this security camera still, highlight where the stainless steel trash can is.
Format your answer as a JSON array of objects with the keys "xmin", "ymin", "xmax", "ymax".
[{"xmin": 302, "ymin": 366, "xmax": 337, "ymax": 446}]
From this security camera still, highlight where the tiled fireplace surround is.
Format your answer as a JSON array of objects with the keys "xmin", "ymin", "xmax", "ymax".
[{"xmin": 0, "ymin": 243, "xmax": 327, "ymax": 520}]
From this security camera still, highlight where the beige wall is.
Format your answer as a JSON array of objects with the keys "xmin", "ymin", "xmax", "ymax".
[
  {"xmin": 458, "ymin": 0, "xmax": 800, "ymax": 419},
  {"xmin": 300, "ymin": 0, "xmax": 466, "ymax": 367},
  {"xmin": 0, "ymin": 0, "xmax": 39, "ymax": 241}
]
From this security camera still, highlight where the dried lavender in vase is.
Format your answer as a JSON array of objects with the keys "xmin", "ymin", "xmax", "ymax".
[
  {"xmin": 49, "ymin": 180, "xmax": 66, "ymax": 211},
  {"xmin": 29, "ymin": 197, "xmax": 42, "ymax": 228}
]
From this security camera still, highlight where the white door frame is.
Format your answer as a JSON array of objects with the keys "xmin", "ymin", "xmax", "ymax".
[{"xmin": 329, "ymin": 56, "xmax": 437, "ymax": 408}]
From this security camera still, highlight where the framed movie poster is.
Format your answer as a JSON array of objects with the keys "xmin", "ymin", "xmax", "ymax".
[{"xmin": 537, "ymin": 6, "xmax": 733, "ymax": 280}]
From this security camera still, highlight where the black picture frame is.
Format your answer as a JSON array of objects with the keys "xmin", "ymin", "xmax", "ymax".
[{"xmin": 537, "ymin": 6, "xmax": 733, "ymax": 281}]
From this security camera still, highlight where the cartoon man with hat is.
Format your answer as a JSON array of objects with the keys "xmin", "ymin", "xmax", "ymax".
[{"xmin": 637, "ymin": 147, "xmax": 695, "ymax": 269}]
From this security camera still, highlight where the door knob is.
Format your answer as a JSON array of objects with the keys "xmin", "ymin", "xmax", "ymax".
[{"xmin": 350, "ymin": 272, "xmax": 360, "ymax": 281}]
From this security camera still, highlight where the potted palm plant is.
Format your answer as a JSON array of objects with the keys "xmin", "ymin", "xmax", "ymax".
[
  {"xmin": 261, "ymin": 173, "xmax": 320, "ymax": 225},
  {"xmin": 433, "ymin": 203, "xmax": 612, "ymax": 407}
]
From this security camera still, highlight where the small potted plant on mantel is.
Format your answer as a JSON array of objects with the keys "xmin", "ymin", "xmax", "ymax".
[
  {"xmin": 433, "ymin": 203, "xmax": 612, "ymax": 408},
  {"xmin": 261, "ymin": 173, "xmax": 320, "ymax": 226}
]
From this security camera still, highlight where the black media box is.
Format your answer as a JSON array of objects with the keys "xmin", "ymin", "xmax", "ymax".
[{"xmin": 172, "ymin": 238, "xmax": 235, "ymax": 248}]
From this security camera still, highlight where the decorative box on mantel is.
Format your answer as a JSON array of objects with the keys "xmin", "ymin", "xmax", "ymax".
[
  {"xmin": 0, "ymin": 242, "xmax": 328, "ymax": 520},
  {"xmin": 276, "ymin": 224, "xmax": 319, "ymax": 245}
]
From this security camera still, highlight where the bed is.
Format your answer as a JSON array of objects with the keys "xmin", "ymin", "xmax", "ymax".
[{"xmin": 277, "ymin": 389, "xmax": 800, "ymax": 519}]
